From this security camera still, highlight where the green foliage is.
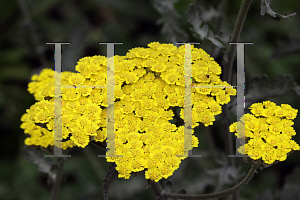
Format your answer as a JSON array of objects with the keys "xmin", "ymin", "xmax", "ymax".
[
  {"xmin": 187, "ymin": 0, "xmax": 227, "ymax": 49},
  {"xmin": 261, "ymin": 0, "xmax": 297, "ymax": 21},
  {"xmin": 152, "ymin": 0, "xmax": 189, "ymax": 44}
]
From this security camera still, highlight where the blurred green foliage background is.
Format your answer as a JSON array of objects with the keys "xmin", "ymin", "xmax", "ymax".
[{"xmin": 0, "ymin": 0, "xmax": 300, "ymax": 199}]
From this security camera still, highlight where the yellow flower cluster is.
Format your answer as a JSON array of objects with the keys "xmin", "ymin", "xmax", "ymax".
[
  {"xmin": 20, "ymin": 42, "xmax": 236, "ymax": 182},
  {"xmin": 229, "ymin": 101, "xmax": 299, "ymax": 166}
]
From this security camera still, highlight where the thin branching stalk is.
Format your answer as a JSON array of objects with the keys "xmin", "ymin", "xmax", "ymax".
[
  {"xmin": 150, "ymin": 180, "xmax": 163, "ymax": 200},
  {"xmin": 223, "ymin": 0, "xmax": 252, "ymax": 83},
  {"xmin": 161, "ymin": 165, "xmax": 257, "ymax": 199},
  {"xmin": 50, "ymin": 158, "xmax": 65, "ymax": 200},
  {"xmin": 221, "ymin": 2, "xmax": 252, "ymax": 199},
  {"xmin": 222, "ymin": 0, "xmax": 252, "ymax": 167}
]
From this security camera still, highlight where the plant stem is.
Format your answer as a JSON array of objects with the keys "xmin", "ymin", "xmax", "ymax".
[
  {"xmin": 150, "ymin": 180, "xmax": 163, "ymax": 200},
  {"xmin": 223, "ymin": 0, "xmax": 252, "ymax": 84},
  {"xmin": 50, "ymin": 158, "xmax": 65, "ymax": 200},
  {"xmin": 161, "ymin": 165, "xmax": 257, "ymax": 199},
  {"xmin": 221, "ymin": 0, "xmax": 252, "ymax": 170},
  {"xmin": 221, "ymin": 2, "xmax": 252, "ymax": 199}
]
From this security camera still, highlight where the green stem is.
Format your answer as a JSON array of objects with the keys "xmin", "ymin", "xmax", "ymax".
[
  {"xmin": 50, "ymin": 158, "xmax": 65, "ymax": 200},
  {"xmin": 221, "ymin": 0, "xmax": 252, "ymax": 170},
  {"xmin": 223, "ymin": 0, "xmax": 252, "ymax": 84},
  {"xmin": 150, "ymin": 180, "xmax": 163, "ymax": 199},
  {"xmin": 161, "ymin": 165, "xmax": 257, "ymax": 199}
]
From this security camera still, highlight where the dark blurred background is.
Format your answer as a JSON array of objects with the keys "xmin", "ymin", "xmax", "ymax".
[{"xmin": 1, "ymin": 0, "xmax": 300, "ymax": 199}]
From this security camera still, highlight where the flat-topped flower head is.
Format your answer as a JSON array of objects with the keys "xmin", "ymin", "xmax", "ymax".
[
  {"xmin": 21, "ymin": 42, "xmax": 237, "ymax": 182},
  {"xmin": 230, "ymin": 100, "xmax": 299, "ymax": 168}
]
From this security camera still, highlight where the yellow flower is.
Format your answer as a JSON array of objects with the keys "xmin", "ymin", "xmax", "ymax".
[
  {"xmin": 195, "ymin": 83, "xmax": 212, "ymax": 95},
  {"xmin": 68, "ymin": 73, "xmax": 86, "ymax": 86},
  {"xmin": 263, "ymin": 100, "xmax": 277, "ymax": 108},
  {"xmin": 238, "ymin": 143, "xmax": 253, "ymax": 155},
  {"xmin": 248, "ymin": 147, "xmax": 264, "ymax": 160},
  {"xmin": 284, "ymin": 126, "xmax": 296, "ymax": 137},
  {"xmin": 266, "ymin": 116, "xmax": 281, "ymax": 125},
  {"xmin": 151, "ymin": 62, "xmax": 167, "ymax": 73},
  {"xmin": 273, "ymin": 149, "xmax": 287, "ymax": 162},
  {"xmin": 231, "ymin": 101, "xmax": 299, "ymax": 167},
  {"xmin": 289, "ymin": 140, "xmax": 300, "ymax": 150},
  {"xmin": 70, "ymin": 130, "xmax": 90, "ymax": 148},
  {"xmin": 34, "ymin": 111, "xmax": 51, "ymax": 124},
  {"xmin": 249, "ymin": 102, "xmax": 264, "ymax": 117},
  {"xmin": 229, "ymin": 122, "xmax": 237, "ymax": 133},
  {"xmin": 262, "ymin": 149, "xmax": 276, "ymax": 164},
  {"xmin": 248, "ymin": 138, "xmax": 264, "ymax": 149},
  {"xmin": 208, "ymin": 61, "xmax": 222, "ymax": 75},
  {"xmin": 147, "ymin": 41, "xmax": 161, "ymax": 49},
  {"xmin": 269, "ymin": 123, "xmax": 284, "ymax": 134},
  {"xmin": 216, "ymin": 90, "xmax": 231, "ymax": 105},
  {"xmin": 274, "ymin": 106, "xmax": 285, "ymax": 117},
  {"xmin": 281, "ymin": 104, "xmax": 293, "ymax": 110},
  {"xmin": 22, "ymin": 42, "xmax": 239, "ymax": 182},
  {"xmin": 145, "ymin": 168, "xmax": 163, "ymax": 182},
  {"xmin": 281, "ymin": 119, "xmax": 294, "ymax": 127},
  {"xmin": 245, "ymin": 118, "xmax": 259, "ymax": 132},
  {"xmin": 262, "ymin": 107, "xmax": 275, "ymax": 117},
  {"xmin": 284, "ymin": 108, "xmax": 298, "ymax": 120},
  {"xmin": 116, "ymin": 163, "xmax": 132, "ymax": 179},
  {"xmin": 265, "ymin": 135, "xmax": 279, "ymax": 147},
  {"xmin": 199, "ymin": 111, "xmax": 215, "ymax": 127}
]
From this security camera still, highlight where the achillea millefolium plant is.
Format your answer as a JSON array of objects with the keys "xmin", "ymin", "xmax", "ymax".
[{"xmin": 20, "ymin": 42, "xmax": 237, "ymax": 182}]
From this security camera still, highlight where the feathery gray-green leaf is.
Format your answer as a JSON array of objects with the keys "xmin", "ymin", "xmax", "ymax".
[{"xmin": 261, "ymin": 0, "xmax": 296, "ymax": 21}]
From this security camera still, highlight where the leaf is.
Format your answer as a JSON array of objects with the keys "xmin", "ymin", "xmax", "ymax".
[
  {"xmin": 187, "ymin": 0, "xmax": 225, "ymax": 49},
  {"xmin": 22, "ymin": 145, "xmax": 55, "ymax": 179},
  {"xmin": 203, "ymin": 152, "xmax": 245, "ymax": 192},
  {"xmin": 103, "ymin": 162, "xmax": 118, "ymax": 200},
  {"xmin": 207, "ymin": 29, "xmax": 225, "ymax": 49},
  {"xmin": 261, "ymin": 0, "xmax": 296, "ymax": 21},
  {"xmin": 228, "ymin": 74, "xmax": 300, "ymax": 113},
  {"xmin": 152, "ymin": 0, "xmax": 189, "ymax": 44}
]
